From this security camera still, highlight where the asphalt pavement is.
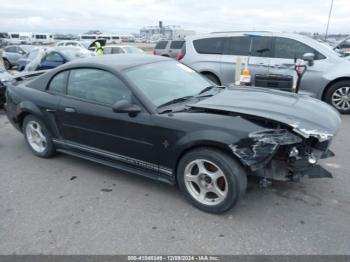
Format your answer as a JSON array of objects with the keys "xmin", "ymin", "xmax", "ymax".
[{"xmin": 0, "ymin": 110, "xmax": 349, "ymax": 254}]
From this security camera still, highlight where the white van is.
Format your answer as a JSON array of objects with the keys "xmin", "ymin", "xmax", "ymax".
[
  {"xmin": 32, "ymin": 33, "xmax": 54, "ymax": 45},
  {"xmin": 8, "ymin": 32, "xmax": 32, "ymax": 45},
  {"xmin": 97, "ymin": 34, "xmax": 121, "ymax": 44},
  {"xmin": 110, "ymin": 35, "xmax": 122, "ymax": 44},
  {"xmin": 79, "ymin": 34, "xmax": 98, "ymax": 41}
]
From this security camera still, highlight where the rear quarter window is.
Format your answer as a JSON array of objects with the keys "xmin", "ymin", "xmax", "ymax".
[
  {"xmin": 155, "ymin": 41, "xmax": 168, "ymax": 49},
  {"xmin": 170, "ymin": 41, "xmax": 184, "ymax": 49},
  {"xmin": 47, "ymin": 71, "xmax": 68, "ymax": 93},
  {"xmin": 193, "ymin": 37, "xmax": 225, "ymax": 54}
]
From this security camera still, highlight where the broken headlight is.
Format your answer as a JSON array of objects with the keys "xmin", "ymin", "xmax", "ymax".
[
  {"xmin": 248, "ymin": 129, "xmax": 302, "ymax": 145},
  {"xmin": 230, "ymin": 129, "xmax": 303, "ymax": 170}
]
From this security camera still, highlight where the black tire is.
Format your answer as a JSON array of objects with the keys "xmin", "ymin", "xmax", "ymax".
[
  {"xmin": 3, "ymin": 59, "xmax": 11, "ymax": 70},
  {"xmin": 22, "ymin": 115, "xmax": 56, "ymax": 158},
  {"xmin": 324, "ymin": 80, "xmax": 350, "ymax": 114},
  {"xmin": 202, "ymin": 73, "xmax": 221, "ymax": 86},
  {"xmin": 177, "ymin": 147, "xmax": 247, "ymax": 214}
]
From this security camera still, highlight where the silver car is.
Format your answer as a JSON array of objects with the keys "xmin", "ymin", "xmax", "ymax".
[
  {"xmin": 180, "ymin": 31, "xmax": 350, "ymax": 113},
  {"xmin": 154, "ymin": 40, "xmax": 185, "ymax": 59},
  {"xmin": 2, "ymin": 45, "xmax": 34, "ymax": 70},
  {"xmin": 103, "ymin": 45, "xmax": 144, "ymax": 55},
  {"xmin": 55, "ymin": 40, "xmax": 86, "ymax": 49}
]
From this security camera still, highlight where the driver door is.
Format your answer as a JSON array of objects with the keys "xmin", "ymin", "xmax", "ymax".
[{"xmin": 55, "ymin": 68, "xmax": 158, "ymax": 168}]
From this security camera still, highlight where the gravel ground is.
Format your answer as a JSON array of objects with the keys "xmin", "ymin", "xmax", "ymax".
[{"xmin": 0, "ymin": 110, "xmax": 349, "ymax": 255}]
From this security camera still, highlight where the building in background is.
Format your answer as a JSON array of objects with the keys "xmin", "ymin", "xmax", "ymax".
[{"xmin": 140, "ymin": 21, "xmax": 195, "ymax": 42}]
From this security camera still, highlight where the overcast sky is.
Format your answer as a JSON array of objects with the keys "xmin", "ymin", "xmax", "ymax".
[{"xmin": 0, "ymin": 0, "xmax": 349, "ymax": 34}]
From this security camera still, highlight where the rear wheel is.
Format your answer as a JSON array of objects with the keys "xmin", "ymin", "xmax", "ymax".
[
  {"xmin": 177, "ymin": 148, "xmax": 247, "ymax": 213},
  {"xmin": 3, "ymin": 59, "xmax": 11, "ymax": 70},
  {"xmin": 23, "ymin": 115, "xmax": 56, "ymax": 158},
  {"xmin": 325, "ymin": 81, "xmax": 350, "ymax": 114}
]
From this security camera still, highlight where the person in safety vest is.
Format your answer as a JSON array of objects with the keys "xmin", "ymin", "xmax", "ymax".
[{"xmin": 95, "ymin": 41, "xmax": 104, "ymax": 56}]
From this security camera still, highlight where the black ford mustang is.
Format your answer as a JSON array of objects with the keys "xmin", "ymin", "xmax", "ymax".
[{"xmin": 4, "ymin": 54, "xmax": 341, "ymax": 213}]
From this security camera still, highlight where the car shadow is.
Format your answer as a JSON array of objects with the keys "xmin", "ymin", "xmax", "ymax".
[{"xmin": 52, "ymin": 152, "xmax": 321, "ymax": 216}]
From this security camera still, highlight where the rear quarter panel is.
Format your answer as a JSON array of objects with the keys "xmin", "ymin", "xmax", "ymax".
[
  {"xmin": 181, "ymin": 39, "xmax": 222, "ymax": 80},
  {"xmin": 6, "ymin": 83, "xmax": 61, "ymax": 136}
]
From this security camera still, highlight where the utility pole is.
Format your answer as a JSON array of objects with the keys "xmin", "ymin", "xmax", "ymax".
[{"xmin": 325, "ymin": 0, "xmax": 334, "ymax": 40}]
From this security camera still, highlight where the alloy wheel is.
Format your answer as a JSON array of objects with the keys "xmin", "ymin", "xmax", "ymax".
[
  {"xmin": 332, "ymin": 86, "xmax": 350, "ymax": 111},
  {"xmin": 184, "ymin": 159, "xmax": 228, "ymax": 206},
  {"xmin": 25, "ymin": 120, "xmax": 47, "ymax": 153}
]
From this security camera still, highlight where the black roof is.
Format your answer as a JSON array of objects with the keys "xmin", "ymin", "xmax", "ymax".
[
  {"xmin": 27, "ymin": 54, "xmax": 172, "ymax": 91},
  {"xmin": 65, "ymin": 54, "xmax": 170, "ymax": 71}
]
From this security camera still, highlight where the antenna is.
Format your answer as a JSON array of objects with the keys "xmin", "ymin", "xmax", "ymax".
[{"xmin": 325, "ymin": 0, "xmax": 334, "ymax": 40}]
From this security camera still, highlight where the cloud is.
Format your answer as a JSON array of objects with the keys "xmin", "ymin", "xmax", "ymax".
[{"xmin": 0, "ymin": 0, "xmax": 349, "ymax": 34}]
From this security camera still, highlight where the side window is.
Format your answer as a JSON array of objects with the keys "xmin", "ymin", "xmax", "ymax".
[
  {"xmin": 112, "ymin": 47, "xmax": 123, "ymax": 54},
  {"xmin": 251, "ymin": 37, "xmax": 273, "ymax": 57},
  {"xmin": 224, "ymin": 36, "xmax": 250, "ymax": 55},
  {"xmin": 193, "ymin": 37, "xmax": 225, "ymax": 54},
  {"xmin": 274, "ymin": 37, "xmax": 325, "ymax": 60},
  {"xmin": 48, "ymin": 71, "xmax": 67, "ymax": 93},
  {"xmin": 5, "ymin": 46, "xmax": 17, "ymax": 53},
  {"xmin": 67, "ymin": 69, "xmax": 132, "ymax": 105},
  {"xmin": 104, "ymin": 47, "xmax": 112, "ymax": 54},
  {"xmin": 66, "ymin": 42, "xmax": 77, "ymax": 46},
  {"xmin": 170, "ymin": 41, "xmax": 184, "ymax": 49},
  {"xmin": 155, "ymin": 41, "xmax": 168, "ymax": 49},
  {"xmin": 44, "ymin": 52, "xmax": 65, "ymax": 62}
]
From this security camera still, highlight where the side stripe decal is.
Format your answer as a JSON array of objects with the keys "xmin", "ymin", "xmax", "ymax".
[{"xmin": 52, "ymin": 139, "xmax": 173, "ymax": 176}]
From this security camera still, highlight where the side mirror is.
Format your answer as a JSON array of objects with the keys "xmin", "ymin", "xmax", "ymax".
[
  {"xmin": 302, "ymin": 53, "xmax": 315, "ymax": 66},
  {"xmin": 112, "ymin": 100, "xmax": 141, "ymax": 117}
]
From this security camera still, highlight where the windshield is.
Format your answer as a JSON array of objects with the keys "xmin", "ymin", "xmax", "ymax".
[
  {"xmin": 123, "ymin": 47, "xmax": 144, "ymax": 54},
  {"xmin": 124, "ymin": 61, "xmax": 211, "ymax": 107}
]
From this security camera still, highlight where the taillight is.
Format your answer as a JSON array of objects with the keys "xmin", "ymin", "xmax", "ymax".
[
  {"xmin": 153, "ymin": 49, "xmax": 156, "ymax": 55},
  {"xmin": 178, "ymin": 51, "xmax": 183, "ymax": 60}
]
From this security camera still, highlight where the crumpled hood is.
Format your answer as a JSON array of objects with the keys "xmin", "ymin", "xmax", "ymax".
[{"xmin": 190, "ymin": 87, "xmax": 341, "ymax": 141}]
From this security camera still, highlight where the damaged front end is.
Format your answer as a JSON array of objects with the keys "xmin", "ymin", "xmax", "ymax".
[{"xmin": 230, "ymin": 127, "xmax": 335, "ymax": 182}]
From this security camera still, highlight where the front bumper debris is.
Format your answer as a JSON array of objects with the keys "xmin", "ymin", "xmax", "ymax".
[{"xmin": 230, "ymin": 128, "xmax": 336, "ymax": 181}]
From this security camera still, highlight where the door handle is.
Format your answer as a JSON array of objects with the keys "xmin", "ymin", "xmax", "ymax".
[
  {"xmin": 45, "ymin": 108, "xmax": 56, "ymax": 113},
  {"xmin": 64, "ymin": 107, "xmax": 76, "ymax": 113}
]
